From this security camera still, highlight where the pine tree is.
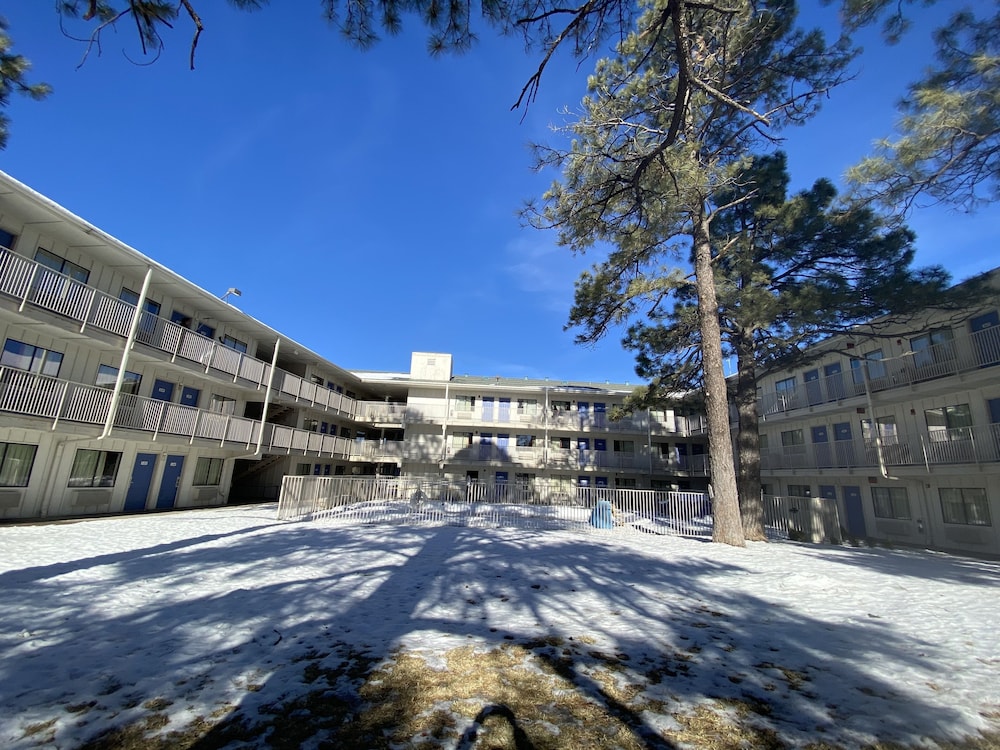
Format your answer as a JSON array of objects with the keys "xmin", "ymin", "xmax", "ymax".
[{"xmin": 527, "ymin": 0, "xmax": 853, "ymax": 546}]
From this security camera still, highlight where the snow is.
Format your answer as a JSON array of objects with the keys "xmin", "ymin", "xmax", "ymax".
[{"xmin": 1, "ymin": 503, "xmax": 998, "ymax": 748}]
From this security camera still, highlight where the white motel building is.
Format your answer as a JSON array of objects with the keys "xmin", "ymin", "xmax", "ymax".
[{"xmin": 1, "ymin": 170, "xmax": 998, "ymax": 556}]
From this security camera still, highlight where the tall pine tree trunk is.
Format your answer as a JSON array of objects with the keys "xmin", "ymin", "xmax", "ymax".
[
  {"xmin": 693, "ymin": 214, "xmax": 744, "ymax": 547},
  {"xmin": 734, "ymin": 329, "xmax": 765, "ymax": 540}
]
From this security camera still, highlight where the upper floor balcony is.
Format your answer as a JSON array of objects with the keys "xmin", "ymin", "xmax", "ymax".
[
  {"xmin": 0, "ymin": 247, "xmax": 371, "ymax": 422},
  {"xmin": 761, "ymin": 423, "xmax": 1000, "ymax": 472},
  {"xmin": 758, "ymin": 324, "xmax": 1000, "ymax": 419},
  {"xmin": 0, "ymin": 365, "xmax": 387, "ymax": 462}
]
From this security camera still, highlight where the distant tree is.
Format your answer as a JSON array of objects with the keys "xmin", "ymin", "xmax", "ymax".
[
  {"xmin": 0, "ymin": 17, "xmax": 52, "ymax": 150},
  {"xmin": 527, "ymin": 0, "xmax": 853, "ymax": 547},
  {"xmin": 841, "ymin": 2, "xmax": 1000, "ymax": 212},
  {"xmin": 621, "ymin": 152, "xmax": 956, "ymax": 539}
]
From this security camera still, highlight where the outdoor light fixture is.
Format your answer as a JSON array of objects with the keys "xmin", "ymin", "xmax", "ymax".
[{"xmin": 221, "ymin": 287, "xmax": 242, "ymax": 302}]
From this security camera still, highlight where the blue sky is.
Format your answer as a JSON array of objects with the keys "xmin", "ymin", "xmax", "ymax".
[{"xmin": 1, "ymin": 2, "xmax": 996, "ymax": 385}]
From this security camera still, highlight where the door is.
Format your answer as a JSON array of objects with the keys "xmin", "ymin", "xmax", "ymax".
[
  {"xmin": 479, "ymin": 433, "xmax": 492, "ymax": 461},
  {"xmin": 811, "ymin": 425, "xmax": 831, "ymax": 468},
  {"xmin": 833, "ymin": 421, "xmax": 855, "ymax": 466},
  {"xmin": 497, "ymin": 434, "xmax": 510, "ymax": 459},
  {"xmin": 577, "ymin": 402, "xmax": 589, "ymax": 428},
  {"xmin": 594, "ymin": 403, "xmax": 606, "ymax": 428},
  {"xmin": 989, "ymin": 398, "xmax": 1000, "ymax": 461},
  {"xmin": 151, "ymin": 379, "xmax": 175, "ymax": 402},
  {"xmin": 498, "ymin": 398, "xmax": 511, "ymax": 423},
  {"xmin": 180, "ymin": 386, "xmax": 200, "ymax": 408},
  {"xmin": 155, "ymin": 455, "xmax": 185, "ymax": 509},
  {"xmin": 969, "ymin": 311, "xmax": 999, "ymax": 366},
  {"xmin": 842, "ymin": 485, "xmax": 866, "ymax": 538},
  {"xmin": 804, "ymin": 369, "xmax": 822, "ymax": 405},
  {"xmin": 124, "ymin": 453, "xmax": 157, "ymax": 512},
  {"xmin": 482, "ymin": 397, "xmax": 494, "ymax": 422},
  {"xmin": 824, "ymin": 362, "xmax": 845, "ymax": 400}
]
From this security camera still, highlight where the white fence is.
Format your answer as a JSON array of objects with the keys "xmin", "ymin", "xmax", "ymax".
[{"xmin": 277, "ymin": 477, "xmax": 838, "ymax": 542}]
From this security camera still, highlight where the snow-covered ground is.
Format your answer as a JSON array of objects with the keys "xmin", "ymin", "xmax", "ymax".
[{"xmin": 1, "ymin": 504, "xmax": 998, "ymax": 748}]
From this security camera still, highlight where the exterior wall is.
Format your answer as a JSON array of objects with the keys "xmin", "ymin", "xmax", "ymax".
[{"xmin": 755, "ymin": 279, "xmax": 1000, "ymax": 556}]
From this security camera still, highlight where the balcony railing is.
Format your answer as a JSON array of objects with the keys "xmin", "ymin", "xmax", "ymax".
[
  {"xmin": 0, "ymin": 365, "xmax": 378, "ymax": 460},
  {"xmin": 761, "ymin": 423, "xmax": 1000, "ymax": 471},
  {"xmin": 0, "ymin": 247, "xmax": 359, "ymax": 419},
  {"xmin": 760, "ymin": 326, "xmax": 1000, "ymax": 418}
]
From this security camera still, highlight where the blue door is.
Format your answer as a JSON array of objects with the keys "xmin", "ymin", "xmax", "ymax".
[
  {"xmin": 180, "ymin": 386, "xmax": 200, "ymax": 408},
  {"xmin": 482, "ymin": 397, "xmax": 494, "ymax": 422},
  {"xmin": 155, "ymin": 455, "xmax": 185, "ymax": 509},
  {"xmin": 811, "ymin": 425, "xmax": 831, "ymax": 468},
  {"xmin": 843, "ymin": 485, "xmax": 866, "ymax": 538},
  {"xmin": 479, "ymin": 433, "xmax": 492, "ymax": 461},
  {"xmin": 594, "ymin": 403, "xmax": 606, "ymax": 428},
  {"xmin": 804, "ymin": 369, "xmax": 822, "ymax": 405},
  {"xmin": 124, "ymin": 453, "xmax": 157, "ymax": 512},
  {"xmin": 497, "ymin": 434, "xmax": 510, "ymax": 459},
  {"xmin": 578, "ymin": 402, "xmax": 589, "ymax": 428},
  {"xmin": 989, "ymin": 398, "xmax": 1000, "ymax": 424},
  {"xmin": 834, "ymin": 421, "xmax": 854, "ymax": 466},
  {"xmin": 151, "ymin": 379, "xmax": 175, "ymax": 402},
  {"xmin": 824, "ymin": 362, "xmax": 845, "ymax": 400},
  {"xmin": 498, "ymin": 398, "xmax": 511, "ymax": 422}
]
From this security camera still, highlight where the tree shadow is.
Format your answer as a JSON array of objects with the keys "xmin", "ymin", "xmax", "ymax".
[{"xmin": 0, "ymin": 507, "xmax": 993, "ymax": 748}]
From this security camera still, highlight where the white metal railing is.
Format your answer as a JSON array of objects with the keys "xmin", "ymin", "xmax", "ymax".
[
  {"xmin": 760, "ymin": 326, "xmax": 1000, "ymax": 418},
  {"xmin": 761, "ymin": 423, "xmax": 1000, "ymax": 471},
  {"xmin": 0, "ymin": 365, "xmax": 367, "ymax": 458},
  {"xmin": 276, "ymin": 476, "xmax": 833, "ymax": 542},
  {"xmin": 0, "ymin": 246, "xmax": 360, "ymax": 419}
]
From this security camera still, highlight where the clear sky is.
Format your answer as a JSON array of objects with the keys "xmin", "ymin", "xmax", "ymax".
[{"xmin": 1, "ymin": 2, "xmax": 996, "ymax": 385}]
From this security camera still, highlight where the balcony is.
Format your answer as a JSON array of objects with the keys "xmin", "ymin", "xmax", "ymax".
[
  {"xmin": 759, "ymin": 327, "xmax": 1000, "ymax": 418},
  {"xmin": 761, "ymin": 423, "xmax": 1000, "ymax": 471},
  {"xmin": 0, "ymin": 247, "xmax": 359, "ymax": 419},
  {"xmin": 0, "ymin": 365, "xmax": 356, "ymax": 459}
]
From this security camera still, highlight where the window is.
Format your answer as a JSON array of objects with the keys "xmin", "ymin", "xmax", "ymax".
[
  {"xmin": 861, "ymin": 416, "xmax": 898, "ymax": 441},
  {"xmin": 34, "ymin": 248, "xmax": 89, "ymax": 283},
  {"xmin": 515, "ymin": 473, "xmax": 535, "ymax": 484},
  {"xmin": 551, "ymin": 400, "xmax": 571, "ymax": 412},
  {"xmin": 0, "ymin": 227, "xmax": 18, "ymax": 250},
  {"xmin": 925, "ymin": 404, "xmax": 973, "ymax": 442},
  {"xmin": 940, "ymin": 488, "xmax": 991, "ymax": 526},
  {"xmin": 340, "ymin": 426, "xmax": 352, "ymax": 438},
  {"xmin": 516, "ymin": 434, "xmax": 535, "ymax": 448},
  {"xmin": 787, "ymin": 484, "xmax": 811, "ymax": 498},
  {"xmin": 557, "ymin": 436, "xmax": 572, "ymax": 450},
  {"xmin": 775, "ymin": 376, "xmax": 796, "ymax": 393},
  {"xmin": 516, "ymin": 398, "xmax": 538, "ymax": 415},
  {"xmin": 96, "ymin": 364, "xmax": 141, "ymax": 394},
  {"xmin": 911, "ymin": 328, "xmax": 955, "ymax": 367},
  {"xmin": 872, "ymin": 486, "xmax": 911, "ymax": 520},
  {"xmin": 616, "ymin": 477, "xmax": 637, "ymax": 489},
  {"xmin": 193, "ymin": 457, "xmax": 224, "ymax": 486},
  {"xmin": 303, "ymin": 418, "xmax": 320, "ymax": 432},
  {"xmin": 170, "ymin": 310, "xmax": 193, "ymax": 329},
  {"xmin": 851, "ymin": 350, "xmax": 886, "ymax": 384},
  {"xmin": 69, "ymin": 449, "xmax": 121, "ymax": 487},
  {"xmin": 209, "ymin": 394, "xmax": 236, "ymax": 415},
  {"xmin": 452, "ymin": 432, "xmax": 473, "ymax": 448},
  {"xmin": 454, "ymin": 395, "xmax": 476, "ymax": 412},
  {"xmin": 613, "ymin": 440, "xmax": 635, "ymax": 453},
  {"xmin": 759, "ymin": 434, "xmax": 769, "ymax": 451},
  {"xmin": 119, "ymin": 288, "xmax": 161, "ymax": 317},
  {"xmin": 220, "ymin": 334, "xmax": 248, "ymax": 353},
  {"xmin": 1, "ymin": 339, "xmax": 63, "ymax": 377},
  {"xmin": 0, "ymin": 442, "xmax": 37, "ymax": 487},
  {"xmin": 295, "ymin": 463, "xmax": 311, "ymax": 476},
  {"xmin": 780, "ymin": 429, "xmax": 804, "ymax": 447}
]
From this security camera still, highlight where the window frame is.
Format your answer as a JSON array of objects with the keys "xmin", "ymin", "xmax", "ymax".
[
  {"xmin": 939, "ymin": 488, "xmax": 992, "ymax": 526},
  {"xmin": 0, "ymin": 442, "xmax": 37, "ymax": 487},
  {"xmin": 193, "ymin": 457, "xmax": 224, "ymax": 486},
  {"xmin": 872, "ymin": 486, "xmax": 911, "ymax": 520},
  {"xmin": 1, "ymin": 338, "xmax": 63, "ymax": 377},
  {"xmin": 68, "ymin": 449, "xmax": 122, "ymax": 488}
]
